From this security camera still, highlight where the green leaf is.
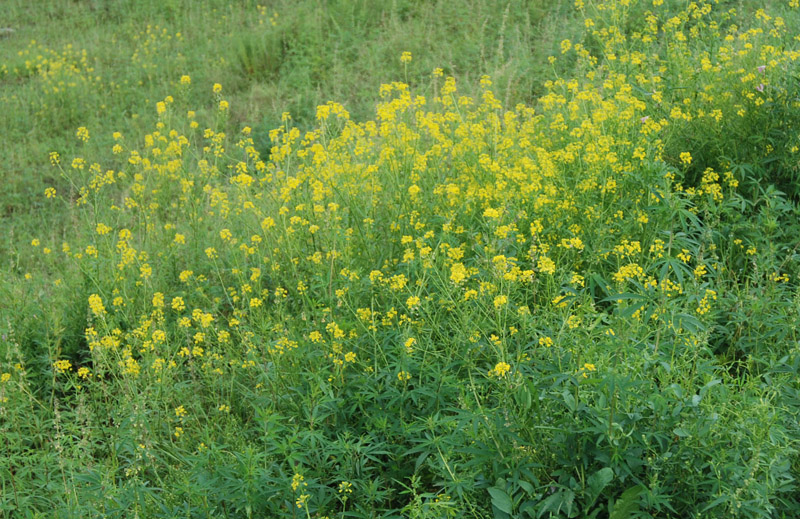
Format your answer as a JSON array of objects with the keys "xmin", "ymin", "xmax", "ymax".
[
  {"xmin": 600, "ymin": 293, "xmax": 648, "ymax": 303},
  {"xmin": 620, "ymin": 300, "xmax": 648, "ymax": 319},
  {"xmin": 586, "ymin": 467, "xmax": 614, "ymax": 508},
  {"xmin": 488, "ymin": 487, "xmax": 513, "ymax": 515},
  {"xmin": 609, "ymin": 485, "xmax": 644, "ymax": 519}
]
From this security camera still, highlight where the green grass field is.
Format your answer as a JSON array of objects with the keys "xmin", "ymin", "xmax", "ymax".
[{"xmin": 2, "ymin": 0, "xmax": 800, "ymax": 517}]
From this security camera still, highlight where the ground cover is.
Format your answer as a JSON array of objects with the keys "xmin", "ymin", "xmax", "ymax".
[{"xmin": 2, "ymin": 0, "xmax": 800, "ymax": 517}]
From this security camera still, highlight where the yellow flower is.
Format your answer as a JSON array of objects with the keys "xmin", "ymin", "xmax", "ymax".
[
  {"xmin": 45, "ymin": 187, "xmax": 56, "ymax": 198},
  {"xmin": 88, "ymin": 294, "xmax": 106, "ymax": 316},
  {"xmin": 152, "ymin": 292, "xmax": 165, "ymax": 308},
  {"xmin": 213, "ymin": 83, "xmax": 222, "ymax": 94},
  {"xmin": 537, "ymin": 256, "xmax": 556, "ymax": 275},
  {"xmin": 406, "ymin": 295, "xmax": 421, "ymax": 308},
  {"xmin": 400, "ymin": 51, "xmax": 412, "ymax": 63},
  {"xmin": 76, "ymin": 126, "xmax": 90, "ymax": 142},
  {"xmin": 291, "ymin": 473, "xmax": 306, "ymax": 492},
  {"xmin": 489, "ymin": 361, "xmax": 511, "ymax": 378},
  {"xmin": 180, "ymin": 74, "xmax": 191, "ymax": 85},
  {"xmin": 493, "ymin": 295, "xmax": 508, "ymax": 309},
  {"xmin": 483, "ymin": 207, "xmax": 501, "ymax": 219},
  {"xmin": 54, "ymin": 359, "xmax": 72, "ymax": 374}
]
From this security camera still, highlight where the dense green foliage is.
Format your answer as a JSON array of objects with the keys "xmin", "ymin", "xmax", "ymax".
[{"xmin": 2, "ymin": 0, "xmax": 800, "ymax": 518}]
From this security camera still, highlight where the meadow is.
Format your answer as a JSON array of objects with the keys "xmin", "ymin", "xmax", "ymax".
[{"xmin": 1, "ymin": 0, "xmax": 800, "ymax": 517}]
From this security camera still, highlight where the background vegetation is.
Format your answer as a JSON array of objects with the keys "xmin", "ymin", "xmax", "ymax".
[{"xmin": 1, "ymin": 0, "xmax": 800, "ymax": 517}]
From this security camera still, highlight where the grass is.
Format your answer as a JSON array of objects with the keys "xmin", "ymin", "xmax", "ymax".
[{"xmin": 2, "ymin": 0, "xmax": 800, "ymax": 517}]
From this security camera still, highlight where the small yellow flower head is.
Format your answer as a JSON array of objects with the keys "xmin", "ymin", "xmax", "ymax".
[
  {"xmin": 581, "ymin": 363, "xmax": 597, "ymax": 378},
  {"xmin": 219, "ymin": 100, "xmax": 229, "ymax": 111},
  {"xmin": 156, "ymin": 101, "xmax": 166, "ymax": 115},
  {"xmin": 49, "ymin": 151, "xmax": 60, "ymax": 166},
  {"xmin": 483, "ymin": 207, "xmax": 501, "ymax": 219},
  {"xmin": 489, "ymin": 361, "xmax": 511, "ymax": 378},
  {"xmin": 680, "ymin": 152, "xmax": 692, "ymax": 166},
  {"xmin": 296, "ymin": 494, "xmax": 310, "ymax": 509},
  {"xmin": 433, "ymin": 67, "xmax": 444, "ymax": 78},
  {"xmin": 406, "ymin": 295, "xmax": 421, "ymax": 308},
  {"xmin": 493, "ymin": 295, "xmax": 508, "ymax": 309},
  {"xmin": 338, "ymin": 481, "xmax": 353, "ymax": 494},
  {"xmin": 171, "ymin": 296, "xmax": 185, "ymax": 312},
  {"xmin": 180, "ymin": 74, "xmax": 191, "ymax": 85},
  {"xmin": 95, "ymin": 223, "xmax": 112, "ymax": 235},
  {"xmin": 76, "ymin": 126, "xmax": 90, "ymax": 142},
  {"xmin": 291, "ymin": 473, "xmax": 306, "ymax": 492},
  {"xmin": 400, "ymin": 51, "xmax": 412, "ymax": 63},
  {"xmin": 88, "ymin": 294, "xmax": 106, "ymax": 316},
  {"xmin": 397, "ymin": 370, "xmax": 411, "ymax": 382},
  {"xmin": 213, "ymin": 83, "xmax": 222, "ymax": 94},
  {"xmin": 54, "ymin": 359, "xmax": 72, "ymax": 374},
  {"xmin": 152, "ymin": 292, "xmax": 165, "ymax": 308},
  {"xmin": 404, "ymin": 337, "xmax": 416, "ymax": 353}
]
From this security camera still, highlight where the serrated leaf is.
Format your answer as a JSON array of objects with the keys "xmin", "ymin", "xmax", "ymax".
[{"xmin": 609, "ymin": 485, "xmax": 643, "ymax": 519}]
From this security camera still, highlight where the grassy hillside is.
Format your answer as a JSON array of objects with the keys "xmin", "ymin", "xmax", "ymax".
[{"xmin": 2, "ymin": 0, "xmax": 800, "ymax": 517}]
